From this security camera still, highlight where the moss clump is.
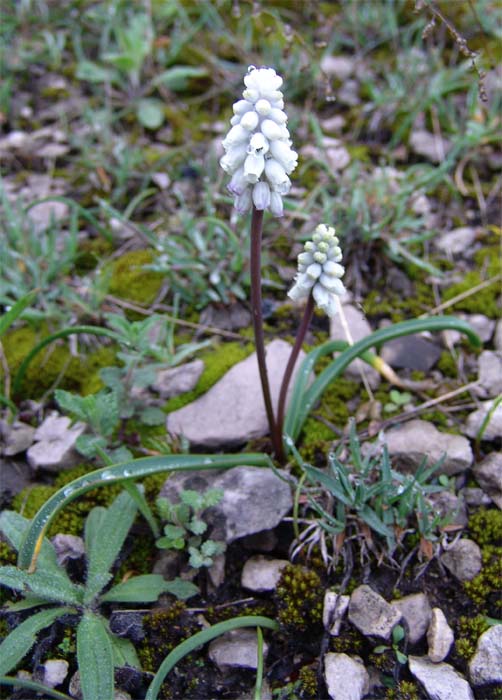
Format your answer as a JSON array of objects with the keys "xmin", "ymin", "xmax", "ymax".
[
  {"xmin": 437, "ymin": 351, "xmax": 460, "ymax": 378},
  {"xmin": 138, "ymin": 602, "xmax": 200, "ymax": 673},
  {"xmin": 76, "ymin": 236, "xmax": 113, "ymax": 272},
  {"xmin": 385, "ymin": 681, "xmax": 420, "ymax": 700},
  {"xmin": 0, "ymin": 541, "xmax": 16, "ymax": 567},
  {"xmin": 454, "ymin": 615, "xmax": 490, "ymax": 661},
  {"xmin": 108, "ymin": 249, "xmax": 164, "ymax": 308},
  {"xmin": 298, "ymin": 665, "xmax": 318, "ymax": 698},
  {"xmin": 442, "ymin": 270, "xmax": 500, "ymax": 319},
  {"xmin": 12, "ymin": 464, "xmax": 123, "ymax": 538},
  {"xmin": 1, "ymin": 324, "xmax": 119, "ymax": 400},
  {"xmin": 164, "ymin": 341, "xmax": 253, "ymax": 413},
  {"xmin": 468, "ymin": 508, "xmax": 502, "ymax": 547},
  {"xmin": 329, "ymin": 628, "xmax": 365, "ymax": 655},
  {"xmin": 276, "ymin": 564, "xmax": 323, "ymax": 632},
  {"xmin": 463, "ymin": 544, "xmax": 502, "ymax": 615}
]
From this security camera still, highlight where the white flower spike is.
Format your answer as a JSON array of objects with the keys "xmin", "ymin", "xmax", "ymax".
[
  {"xmin": 288, "ymin": 225, "xmax": 346, "ymax": 318},
  {"xmin": 220, "ymin": 65, "xmax": 298, "ymax": 216}
]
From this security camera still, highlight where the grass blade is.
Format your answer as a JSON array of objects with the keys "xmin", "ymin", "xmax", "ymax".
[
  {"xmin": 145, "ymin": 616, "xmax": 279, "ymax": 700},
  {"xmin": 18, "ymin": 453, "xmax": 272, "ymax": 572},
  {"xmin": 0, "ymin": 290, "xmax": 38, "ymax": 337},
  {"xmin": 0, "ymin": 675, "xmax": 73, "ymax": 700}
]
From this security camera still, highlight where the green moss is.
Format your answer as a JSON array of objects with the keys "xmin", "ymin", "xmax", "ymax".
[
  {"xmin": 138, "ymin": 601, "xmax": 199, "ymax": 673},
  {"xmin": 299, "ymin": 377, "xmax": 359, "ymax": 463},
  {"xmin": 385, "ymin": 681, "xmax": 420, "ymax": 700},
  {"xmin": 298, "ymin": 665, "xmax": 318, "ymax": 698},
  {"xmin": 468, "ymin": 508, "xmax": 502, "ymax": 547},
  {"xmin": 76, "ymin": 236, "xmax": 114, "ymax": 272},
  {"xmin": 454, "ymin": 615, "xmax": 490, "ymax": 661},
  {"xmin": 463, "ymin": 545, "xmax": 502, "ymax": 614},
  {"xmin": 164, "ymin": 341, "xmax": 253, "ymax": 413},
  {"xmin": 1, "ymin": 324, "xmax": 119, "ymax": 400},
  {"xmin": 275, "ymin": 564, "xmax": 324, "ymax": 632},
  {"xmin": 108, "ymin": 249, "xmax": 164, "ymax": 308},
  {"xmin": 442, "ymin": 269, "xmax": 500, "ymax": 319},
  {"xmin": 329, "ymin": 628, "xmax": 364, "ymax": 655},
  {"xmin": 0, "ymin": 541, "xmax": 16, "ymax": 566},
  {"xmin": 437, "ymin": 351, "xmax": 460, "ymax": 378}
]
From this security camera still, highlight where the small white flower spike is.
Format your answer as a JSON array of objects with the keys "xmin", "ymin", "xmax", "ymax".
[
  {"xmin": 220, "ymin": 66, "xmax": 298, "ymax": 216},
  {"xmin": 288, "ymin": 225, "xmax": 346, "ymax": 317}
]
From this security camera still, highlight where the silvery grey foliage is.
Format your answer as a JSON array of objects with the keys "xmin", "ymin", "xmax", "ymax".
[
  {"xmin": 288, "ymin": 224, "xmax": 346, "ymax": 317},
  {"xmin": 220, "ymin": 65, "xmax": 298, "ymax": 216}
]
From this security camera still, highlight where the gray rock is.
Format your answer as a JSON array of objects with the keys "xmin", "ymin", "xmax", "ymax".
[
  {"xmin": 160, "ymin": 466, "xmax": 292, "ymax": 543},
  {"xmin": 427, "ymin": 608, "xmax": 454, "ymax": 662},
  {"xmin": 349, "ymin": 585, "xmax": 402, "ymax": 640},
  {"xmin": 469, "ymin": 624, "xmax": 502, "ymax": 686},
  {"xmin": 0, "ymin": 420, "xmax": 36, "ymax": 456},
  {"xmin": 476, "ymin": 351, "xmax": 502, "ymax": 398},
  {"xmin": 42, "ymin": 659, "xmax": 69, "ymax": 688},
  {"xmin": 494, "ymin": 319, "xmax": 502, "ymax": 351},
  {"xmin": 326, "ymin": 145, "xmax": 351, "ymax": 171},
  {"xmin": 152, "ymin": 359, "xmax": 204, "ymax": 399},
  {"xmin": 410, "ymin": 130, "xmax": 451, "ymax": 163},
  {"xmin": 465, "ymin": 400, "xmax": 502, "ymax": 442},
  {"xmin": 472, "ymin": 452, "xmax": 502, "ymax": 509},
  {"xmin": 27, "ymin": 412, "xmax": 86, "ymax": 471},
  {"xmin": 0, "ymin": 458, "xmax": 32, "ymax": 496},
  {"xmin": 323, "ymin": 592, "xmax": 350, "ymax": 636},
  {"xmin": 429, "ymin": 491, "xmax": 468, "ymax": 528},
  {"xmin": 380, "ymin": 334, "xmax": 442, "ymax": 371},
  {"xmin": 241, "ymin": 556, "xmax": 289, "ymax": 592},
  {"xmin": 461, "ymin": 314, "xmax": 495, "ymax": 344},
  {"xmin": 207, "ymin": 553, "xmax": 226, "ymax": 589},
  {"xmin": 337, "ymin": 79, "xmax": 360, "ymax": 107},
  {"xmin": 320, "ymin": 55, "xmax": 355, "ymax": 80},
  {"xmin": 390, "ymin": 593, "xmax": 431, "ymax": 645},
  {"xmin": 208, "ymin": 628, "xmax": 268, "ymax": 670},
  {"xmin": 166, "ymin": 340, "xmax": 305, "ymax": 447},
  {"xmin": 384, "ymin": 419, "xmax": 473, "ymax": 475},
  {"xmin": 324, "ymin": 653, "xmax": 369, "ymax": 700},
  {"xmin": 462, "ymin": 487, "xmax": 492, "ymax": 508},
  {"xmin": 435, "ymin": 227, "xmax": 478, "ymax": 256},
  {"xmin": 27, "ymin": 200, "xmax": 69, "ymax": 233},
  {"xmin": 441, "ymin": 539, "xmax": 482, "ymax": 582},
  {"xmin": 330, "ymin": 304, "xmax": 380, "ymax": 389},
  {"xmin": 408, "ymin": 656, "xmax": 474, "ymax": 700}
]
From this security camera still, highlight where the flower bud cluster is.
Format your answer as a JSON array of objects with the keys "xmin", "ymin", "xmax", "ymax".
[
  {"xmin": 220, "ymin": 65, "xmax": 298, "ymax": 217},
  {"xmin": 288, "ymin": 224, "xmax": 346, "ymax": 317}
]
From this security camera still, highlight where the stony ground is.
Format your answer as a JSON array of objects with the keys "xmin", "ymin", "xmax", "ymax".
[{"xmin": 0, "ymin": 1, "xmax": 501, "ymax": 699}]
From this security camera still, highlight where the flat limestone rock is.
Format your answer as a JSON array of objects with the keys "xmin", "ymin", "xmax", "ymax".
[
  {"xmin": 469, "ymin": 625, "xmax": 502, "ymax": 686},
  {"xmin": 208, "ymin": 628, "xmax": 268, "ymax": 670},
  {"xmin": 166, "ymin": 339, "xmax": 305, "ymax": 447},
  {"xmin": 408, "ymin": 656, "xmax": 474, "ymax": 700},
  {"xmin": 384, "ymin": 419, "xmax": 472, "ymax": 475},
  {"xmin": 160, "ymin": 465, "xmax": 293, "ymax": 543},
  {"xmin": 465, "ymin": 400, "xmax": 502, "ymax": 442},
  {"xmin": 324, "ymin": 653, "xmax": 369, "ymax": 700},
  {"xmin": 390, "ymin": 593, "xmax": 432, "ymax": 645},
  {"xmin": 472, "ymin": 452, "xmax": 502, "ymax": 509},
  {"xmin": 348, "ymin": 585, "xmax": 402, "ymax": 641}
]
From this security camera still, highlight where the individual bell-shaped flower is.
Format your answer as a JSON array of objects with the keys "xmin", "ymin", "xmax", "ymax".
[
  {"xmin": 220, "ymin": 65, "xmax": 298, "ymax": 216},
  {"xmin": 288, "ymin": 224, "xmax": 346, "ymax": 318}
]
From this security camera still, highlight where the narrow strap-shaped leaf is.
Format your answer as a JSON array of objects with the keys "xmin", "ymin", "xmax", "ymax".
[
  {"xmin": 77, "ymin": 612, "xmax": 114, "ymax": 700},
  {"xmin": 100, "ymin": 573, "xmax": 197, "ymax": 603},
  {"xmin": 0, "ymin": 675, "xmax": 73, "ymax": 700},
  {"xmin": 0, "ymin": 606, "xmax": 74, "ymax": 675},
  {"xmin": 84, "ymin": 491, "xmax": 138, "ymax": 603},
  {"xmin": 145, "ymin": 616, "xmax": 279, "ymax": 700},
  {"xmin": 290, "ymin": 317, "xmax": 481, "ymax": 440},
  {"xmin": 0, "ymin": 511, "xmax": 75, "ymax": 588},
  {"xmin": 0, "ymin": 290, "xmax": 37, "ymax": 337},
  {"xmin": 18, "ymin": 453, "xmax": 272, "ymax": 572},
  {"xmin": 0, "ymin": 566, "xmax": 83, "ymax": 605}
]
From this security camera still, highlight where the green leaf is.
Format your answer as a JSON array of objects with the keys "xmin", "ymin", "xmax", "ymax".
[
  {"xmin": 0, "ymin": 290, "xmax": 37, "ymax": 337},
  {"xmin": 151, "ymin": 66, "xmax": 207, "ymax": 91},
  {"xmin": 84, "ymin": 491, "xmax": 138, "ymax": 603},
  {"xmin": 162, "ymin": 577, "xmax": 199, "ymax": 600},
  {"xmin": 77, "ymin": 612, "xmax": 114, "ymax": 700},
  {"xmin": 100, "ymin": 573, "xmax": 197, "ymax": 603},
  {"xmin": 0, "ymin": 606, "xmax": 73, "ymax": 675},
  {"xmin": 76, "ymin": 60, "xmax": 116, "ymax": 83},
  {"xmin": 140, "ymin": 406, "xmax": 166, "ymax": 426},
  {"xmin": 17, "ymin": 453, "xmax": 272, "ymax": 573},
  {"xmin": 0, "ymin": 674, "xmax": 73, "ymax": 699},
  {"xmin": 75, "ymin": 434, "xmax": 107, "ymax": 458},
  {"xmin": 109, "ymin": 635, "xmax": 141, "ymax": 669},
  {"xmin": 188, "ymin": 519, "xmax": 207, "ymax": 536},
  {"xmin": 145, "ymin": 616, "xmax": 279, "ymax": 700},
  {"xmin": 84, "ymin": 506, "xmax": 107, "ymax": 557},
  {"xmin": 395, "ymin": 650, "xmax": 408, "ymax": 664},
  {"xmin": 357, "ymin": 505, "xmax": 393, "ymax": 538},
  {"xmin": 392, "ymin": 624, "xmax": 405, "ymax": 644},
  {"xmin": 137, "ymin": 99, "xmax": 165, "ymax": 130},
  {"xmin": 5, "ymin": 596, "xmax": 51, "ymax": 612},
  {"xmin": 0, "ymin": 565, "xmax": 82, "ymax": 605}
]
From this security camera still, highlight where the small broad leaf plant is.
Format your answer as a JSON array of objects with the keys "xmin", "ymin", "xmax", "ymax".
[{"xmin": 0, "ymin": 492, "xmax": 197, "ymax": 694}]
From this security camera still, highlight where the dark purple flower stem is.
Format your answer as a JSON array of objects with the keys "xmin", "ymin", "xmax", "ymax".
[
  {"xmin": 250, "ymin": 206, "xmax": 281, "ymax": 457},
  {"xmin": 276, "ymin": 293, "xmax": 315, "ymax": 463}
]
